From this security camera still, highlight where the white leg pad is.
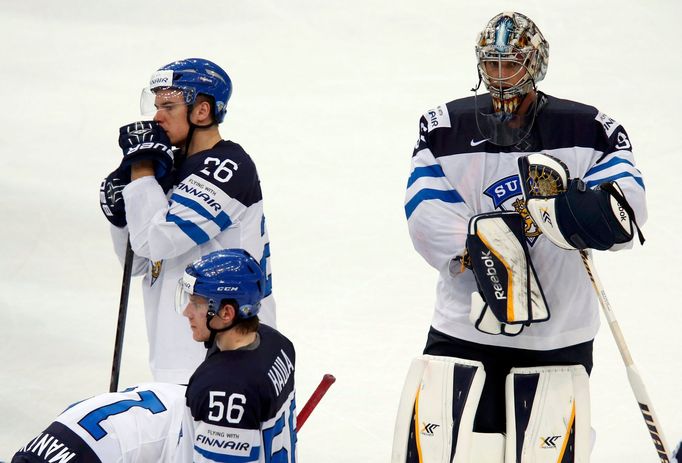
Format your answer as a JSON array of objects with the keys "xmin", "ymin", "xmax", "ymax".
[
  {"xmin": 470, "ymin": 432, "xmax": 506, "ymax": 463},
  {"xmin": 391, "ymin": 355, "xmax": 486, "ymax": 462},
  {"xmin": 505, "ymin": 365, "xmax": 591, "ymax": 463}
]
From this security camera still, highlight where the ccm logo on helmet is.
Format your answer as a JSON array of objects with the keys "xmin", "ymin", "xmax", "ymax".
[{"xmin": 218, "ymin": 286, "xmax": 239, "ymax": 291}]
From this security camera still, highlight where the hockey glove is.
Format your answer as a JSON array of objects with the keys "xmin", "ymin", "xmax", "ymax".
[
  {"xmin": 465, "ymin": 211, "xmax": 550, "ymax": 336},
  {"xmin": 518, "ymin": 153, "xmax": 643, "ymax": 250},
  {"xmin": 99, "ymin": 168, "xmax": 128, "ymax": 228},
  {"xmin": 118, "ymin": 121, "xmax": 175, "ymax": 184}
]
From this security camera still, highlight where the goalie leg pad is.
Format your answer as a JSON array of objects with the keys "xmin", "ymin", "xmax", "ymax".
[
  {"xmin": 505, "ymin": 365, "xmax": 591, "ymax": 463},
  {"xmin": 391, "ymin": 355, "xmax": 486, "ymax": 463}
]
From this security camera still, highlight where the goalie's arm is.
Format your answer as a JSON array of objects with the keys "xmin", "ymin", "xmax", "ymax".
[
  {"xmin": 583, "ymin": 122, "xmax": 647, "ymax": 250},
  {"xmin": 405, "ymin": 120, "xmax": 473, "ymax": 273}
]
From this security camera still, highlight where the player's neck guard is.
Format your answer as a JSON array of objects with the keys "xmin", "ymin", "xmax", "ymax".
[{"xmin": 471, "ymin": 85, "xmax": 544, "ymax": 147}]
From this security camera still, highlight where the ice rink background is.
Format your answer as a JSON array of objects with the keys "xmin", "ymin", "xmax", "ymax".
[{"xmin": 1, "ymin": 1, "xmax": 681, "ymax": 461}]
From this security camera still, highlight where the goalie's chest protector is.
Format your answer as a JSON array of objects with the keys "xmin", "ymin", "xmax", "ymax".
[{"xmin": 417, "ymin": 94, "xmax": 607, "ymax": 350}]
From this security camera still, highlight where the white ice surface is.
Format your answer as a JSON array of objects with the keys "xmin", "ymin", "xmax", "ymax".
[{"xmin": 1, "ymin": 1, "xmax": 680, "ymax": 461}]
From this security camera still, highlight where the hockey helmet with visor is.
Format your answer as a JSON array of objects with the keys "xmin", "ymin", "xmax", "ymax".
[{"xmin": 140, "ymin": 58, "xmax": 233, "ymax": 124}]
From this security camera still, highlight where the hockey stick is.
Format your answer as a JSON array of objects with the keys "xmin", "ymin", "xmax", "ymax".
[
  {"xmin": 580, "ymin": 250, "xmax": 671, "ymax": 462},
  {"xmin": 109, "ymin": 239, "xmax": 134, "ymax": 392},
  {"xmin": 296, "ymin": 374, "xmax": 336, "ymax": 431}
]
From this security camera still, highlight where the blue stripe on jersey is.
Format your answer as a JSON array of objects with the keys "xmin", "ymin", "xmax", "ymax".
[
  {"xmin": 405, "ymin": 188, "xmax": 464, "ymax": 219},
  {"xmin": 167, "ymin": 213, "xmax": 211, "ymax": 245},
  {"xmin": 585, "ymin": 172, "xmax": 645, "ymax": 190},
  {"xmin": 406, "ymin": 164, "xmax": 446, "ymax": 188},
  {"xmin": 585, "ymin": 157, "xmax": 634, "ymax": 177},
  {"xmin": 194, "ymin": 444, "xmax": 261, "ymax": 462},
  {"xmin": 171, "ymin": 193, "xmax": 233, "ymax": 231},
  {"xmin": 260, "ymin": 243, "xmax": 272, "ymax": 297}
]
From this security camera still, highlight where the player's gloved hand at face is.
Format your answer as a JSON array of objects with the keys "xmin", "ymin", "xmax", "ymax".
[
  {"xmin": 118, "ymin": 121, "xmax": 175, "ymax": 185},
  {"xmin": 99, "ymin": 168, "xmax": 129, "ymax": 228}
]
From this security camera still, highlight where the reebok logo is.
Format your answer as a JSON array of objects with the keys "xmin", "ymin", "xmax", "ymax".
[{"xmin": 480, "ymin": 250, "xmax": 506, "ymax": 300}]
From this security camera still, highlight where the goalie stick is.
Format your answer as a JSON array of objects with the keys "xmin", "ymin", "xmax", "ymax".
[
  {"xmin": 296, "ymin": 374, "xmax": 336, "ymax": 431},
  {"xmin": 109, "ymin": 239, "xmax": 134, "ymax": 393},
  {"xmin": 519, "ymin": 153, "xmax": 670, "ymax": 461},
  {"xmin": 580, "ymin": 250, "xmax": 671, "ymax": 462}
]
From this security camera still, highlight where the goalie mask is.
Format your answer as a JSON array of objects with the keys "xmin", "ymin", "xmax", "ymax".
[{"xmin": 473, "ymin": 12, "xmax": 549, "ymax": 146}]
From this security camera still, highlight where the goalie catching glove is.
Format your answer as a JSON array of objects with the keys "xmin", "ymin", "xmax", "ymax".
[
  {"xmin": 517, "ymin": 153, "xmax": 644, "ymax": 250},
  {"xmin": 465, "ymin": 211, "xmax": 550, "ymax": 336}
]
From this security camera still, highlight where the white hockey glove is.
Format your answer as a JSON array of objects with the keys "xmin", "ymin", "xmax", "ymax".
[
  {"xmin": 517, "ymin": 153, "xmax": 644, "ymax": 250},
  {"xmin": 465, "ymin": 211, "xmax": 550, "ymax": 336}
]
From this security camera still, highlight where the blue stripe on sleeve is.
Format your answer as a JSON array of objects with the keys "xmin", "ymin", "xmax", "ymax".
[
  {"xmin": 194, "ymin": 444, "xmax": 261, "ymax": 462},
  {"xmin": 407, "ymin": 165, "xmax": 446, "ymax": 188},
  {"xmin": 585, "ymin": 172, "xmax": 645, "ymax": 190},
  {"xmin": 166, "ymin": 213, "xmax": 211, "ymax": 245},
  {"xmin": 585, "ymin": 157, "xmax": 634, "ymax": 177},
  {"xmin": 171, "ymin": 193, "xmax": 233, "ymax": 231},
  {"xmin": 405, "ymin": 188, "xmax": 464, "ymax": 219}
]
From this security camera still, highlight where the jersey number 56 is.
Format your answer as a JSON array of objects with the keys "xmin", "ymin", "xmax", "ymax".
[{"xmin": 207, "ymin": 391, "xmax": 246, "ymax": 424}]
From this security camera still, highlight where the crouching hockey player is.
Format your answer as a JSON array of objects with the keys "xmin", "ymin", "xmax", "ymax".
[
  {"xmin": 11, "ymin": 383, "xmax": 192, "ymax": 462},
  {"xmin": 177, "ymin": 249, "xmax": 297, "ymax": 462},
  {"xmin": 397, "ymin": 11, "xmax": 647, "ymax": 463}
]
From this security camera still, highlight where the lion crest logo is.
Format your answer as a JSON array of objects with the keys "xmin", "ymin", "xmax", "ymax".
[{"xmin": 483, "ymin": 175, "xmax": 540, "ymax": 246}]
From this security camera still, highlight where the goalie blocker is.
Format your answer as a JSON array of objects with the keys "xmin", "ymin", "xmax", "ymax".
[
  {"xmin": 465, "ymin": 212, "xmax": 550, "ymax": 336},
  {"xmin": 392, "ymin": 356, "xmax": 591, "ymax": 463}
]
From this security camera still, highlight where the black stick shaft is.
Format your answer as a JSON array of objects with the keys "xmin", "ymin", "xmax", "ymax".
[{"xmin": 109, "ymin": 239, "xmax": 134, "ymax": 392}]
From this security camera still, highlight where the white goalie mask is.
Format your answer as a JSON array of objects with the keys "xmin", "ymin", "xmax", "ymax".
[{"xmin": 472, "ymin": 12, "xmax": 549, "ymax": 146}]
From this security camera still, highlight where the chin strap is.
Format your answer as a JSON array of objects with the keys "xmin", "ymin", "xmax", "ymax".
[
  {"xmin": 182, "ymin": 103, "xmax": 218, "ymax": 156},
  {"xmin": 203, "ymin": 311, "xmax": 243, "ymax": 349}
]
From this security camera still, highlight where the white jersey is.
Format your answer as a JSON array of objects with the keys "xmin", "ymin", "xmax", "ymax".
[
  {"xmin": 111, "ymin": 140, "xmax": 275, "ymax": 383},
  {"xmin": 405, "ymin": 93, "xmax": 647, "ymax": 350},
  {"xmin": 12, "ymin": 383, "xmax": 190, "ymax": 463}
]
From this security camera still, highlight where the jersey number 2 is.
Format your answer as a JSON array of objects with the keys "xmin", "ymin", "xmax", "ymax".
[{"xmin": 78, "ymin": 390, "xmax": 167, "ymax": 441}]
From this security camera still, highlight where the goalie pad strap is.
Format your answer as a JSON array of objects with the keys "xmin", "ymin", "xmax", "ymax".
[
  {"xmin": 505, "ymin": 365, "xmax": 591, "ymax": 463},
  {"xmin": 391, "ymin": 355, "xmax": 486, "ymax": 463}
]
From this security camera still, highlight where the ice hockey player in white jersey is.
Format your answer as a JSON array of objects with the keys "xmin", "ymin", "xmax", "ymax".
[
  {"xmin": 398, "ymin": 11, "xmax": 646, "ymax": 461},
  {"xmin": 99, "ymin": 58, "xmax": 275, "ymax": 383},
  {"xmin": 11, "ymin": 383, "xmax": 191, "ymax": 463},
  {"xmin": 177, "ymin": 249, "xmax": 296, "ymax": 462}
]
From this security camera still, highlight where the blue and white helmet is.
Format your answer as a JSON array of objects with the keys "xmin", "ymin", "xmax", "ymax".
[
  {"xmin": 141, "ymin": 58, "xmax": 233, "ymax": 123},
  {"xmin": 176, "ymin": 249, "xmax": 265, "ymax": 320}
]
